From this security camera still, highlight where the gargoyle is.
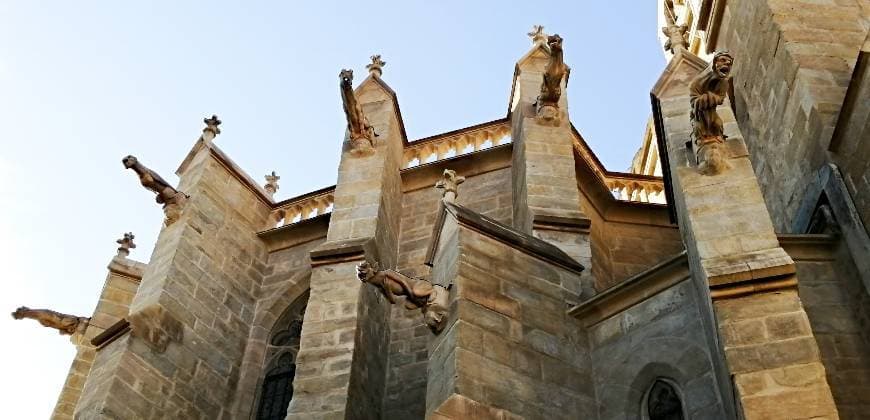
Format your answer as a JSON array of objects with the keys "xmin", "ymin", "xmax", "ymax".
[
  {"xmin": 356, "ymin": 261, "xmax": 449, "ymax": 333},
  {"xmin": 123, "ymin": 155, "xmax": 189, "ymax": 224},
  {"xmin": 537, "ymin": 34, "xmax": 570, "ymax": 120},
  {"xmin": 11, "ymin": 306, "xmax": 89, "ymax": 336},
  {"xmin": 340, "ymin": 69, "xmax": 375, "ymax": 154},
  {"xmin": 689, "ymin": 51, "xmax": 734, "ymax": 175},
  {"xmin": 661, "ymin": 0, "xmax": 688, "ymax": 53}
]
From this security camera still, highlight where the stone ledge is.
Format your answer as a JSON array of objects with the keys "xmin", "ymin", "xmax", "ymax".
[
  {"xmin": 704, "ymin": 247, "xmax": 796, "ymax": 287},
  {"xmin": 107, "ymin": 256, "xmax": 146, "ymax": 281},
  {"xmin": 90, "ymin": 318, "xmax": 131, "ymax": 350},
  {"xmin": 777, "ymin": 233, "xmax": 837, "ymax": 262},
  {"xmin": 309, "ymin": 237, "xmax": 378, "ymax": 267},
  {"xmin": 425, "ymin": 202, "xmax": 584, "ymax": 275},
  {"xmin": 257, "ymin": 213, "xmax": 329, "ymax": 253},
  {"xmin": 531, "ymin": 213, "xmax": 591, "ymax": 233},
  {"xmin": 568, "ymin": 251, "xmax": 689, "ymax": 327}
]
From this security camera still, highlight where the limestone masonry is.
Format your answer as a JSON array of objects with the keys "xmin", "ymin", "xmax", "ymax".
[{"xmin": 13, "ymin": 1, "xmax": 870, "ymax": 419}]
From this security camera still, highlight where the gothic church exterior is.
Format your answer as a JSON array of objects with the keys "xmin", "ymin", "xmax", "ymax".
[{"xmin": 16, "ymin": 1, "xmax": 870, "ymax": 419}]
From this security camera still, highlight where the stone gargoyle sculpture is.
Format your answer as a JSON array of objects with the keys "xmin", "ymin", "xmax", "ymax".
[
  {"xmin": 689, "ymin": 51, "xmax": 734, "ymax": 175},
  {"xmin": 122, "ymin": 155, "xmax": 189, "ymax": 225},
  {"xmin": 662, "ymin": 0, "xmax": 688, "ymax": 53},
  {"xmin": 537, "ymin": 34, "xmax": 570, "ymax": 121},
  {"xmin": 340, "ymin": 69, "xmax": 376, "ymax": 156},
  {"xmin": 11, "ymin": 306, "xmax": 90, "ymax": 336},
  {"xmin": 356, "ymin": 261, "xmax": 449, "ymax": 334}
]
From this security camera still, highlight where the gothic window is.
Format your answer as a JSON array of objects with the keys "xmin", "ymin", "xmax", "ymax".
[
  {"xmin": 647, "ymin": 380, "xmax": 684, "ymax": 420},
  {"xmin": 256, "ymin": 291, "xmax": 309, "ymax": 420}
]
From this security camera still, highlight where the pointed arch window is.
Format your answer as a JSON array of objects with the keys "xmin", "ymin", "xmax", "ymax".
[
  {"xmin": 647, "ymin": 379, "xmax": 684, "ymax": 420},
  {"xmin": 255, "ymin": 291, "xmax": 309, "ymax": 420}
]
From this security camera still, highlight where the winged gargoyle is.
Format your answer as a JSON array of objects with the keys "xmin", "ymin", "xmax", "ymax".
[
  {"xmin": 537, "ymin": 34, "xmax": 570, "ymax": 120},
  {"xmin": 339, "ymin": 69, "xmax": 376, "ymax": 154},
  {"xmin": 356, "ymin": 261, "xmax": 448, "ymax": 333},
  {"xmin": 122, "ymin": 155, "xmax": 189, "ymax": 225},
  {"xmin": 11, "ymin": 306, "xmax": 90, "ymax": 336}
]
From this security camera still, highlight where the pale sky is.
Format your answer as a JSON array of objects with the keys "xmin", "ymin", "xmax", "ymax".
[{"xmin": 0, "ymin": 1, "xmax": 665, "ymax": 418}]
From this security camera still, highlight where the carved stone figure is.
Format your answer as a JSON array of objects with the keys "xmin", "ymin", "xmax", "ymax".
[
  {"xmin": 116, "ymin": 232, "xmax": 136, "ymax": 257},
  {"xmin": 689, "ymin": 51, "xmax": 734, "ymax": 175},
  {"xmin": 264, "ymin": 171, "xmax": 280, "ymax": 197},
  {"xmin": 356, "ymin": 261, "xmax": 449, "ymax": 333},
  {"xmin": 11, "ymin": 306, "xmax": 90, "ymax": 335},
  {"xmin": 366, "ymin": 55, "xmax": 386, "ymax": 77},
  {"xmin": 527, "ymin": 25, "xmax": 547, "ymax": 45},
  {"xmin": 662, "ymin": 1, "xmax": 688, "ymax": 53},
  {"xmin": 122, "ymin": 155, "xmax": 189, "ymax": 225},
  {"xmin": 339, "ymin": 69, "xmax": 376, "ymax": 155},
  {"xmin": 537, "ymin": 34, "xmax": 569, "ymax": 121},
  {"xmin": 435, "ymin": 169, "xmax": 465, "ymax": 203}
]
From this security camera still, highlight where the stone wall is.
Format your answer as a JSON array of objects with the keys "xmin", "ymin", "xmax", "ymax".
[
  {"xmin": 794, "ymin": 238, "xmax": 870, "ymax": 419},
  {"xmin": 830, "ymin": 48, "xmax": 870, "ymax": 233},
  {"xmin": 717, "ymin": 0, "xmax": 867, "ymax": 232},
  {"xmin": 588, "ymin": 278, "xmax": 728, "ymax": 419},
  {"xmin": 53, "ymin": 257, "xmax": 143, "ymax": 419},
  {"xmin": 230, "ymin": 237, "xmax": 323, "ymax": 419},
  {"xmin": 75, "ymin": 146, "xmax": 272, "ymax": 418},
  {"xmin": 384, "ymin": 167, "xmax": 513, "ymax": 419},
  {"xmin": 426, "ymin": 216, "xmax": 595, "ymax": 419},
  {"xmin": 587, "ymin": 214, "xmax": 683, "ymax": 291}
]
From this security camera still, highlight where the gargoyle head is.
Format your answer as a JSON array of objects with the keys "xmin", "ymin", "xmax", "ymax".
[
  {"xmin": 355, "ymin": 261, "xmax": 378, "ymax": 283},
  {"xmin": 339, "ymin": 69, "xmax": 354, "ymax": 87},
  {"xmin": 11, "ymin": 306, "xmax": 29, "ymax": 319},
  {"xmin": 122, "ymin": 155, "xmax": 138, "ymax": 169},
  {"xmin": 712, "ymin": 51, "xmax": 733, "ymax": 79},
  {"xmin": 547, "ymin": 34, "xmax": 563, "ymax": 53}
]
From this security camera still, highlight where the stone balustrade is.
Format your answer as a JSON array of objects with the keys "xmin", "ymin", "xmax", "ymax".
[
  {"xmin": 269, "ymin": 187, "xmax": 335, "ymax": 229},
  {"xmin": 403, "ymin": 119, "xmax": 512, "ymax": 168},
  {"xmin": 605, "ymin": 174, "xmax": 666, "ymax": 204}
]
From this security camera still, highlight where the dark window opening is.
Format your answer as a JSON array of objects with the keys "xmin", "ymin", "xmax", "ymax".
[{"xmin": 648, "ymin": 380, "xmax": 683, "ymax": 420}]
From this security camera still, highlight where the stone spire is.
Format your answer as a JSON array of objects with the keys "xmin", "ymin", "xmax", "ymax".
[
  {"xmin": 264, "ymin": 171, "xmax": 280, "ymax": 197},
  {"xmin": 435, "ymin": 169, "xmax": 465, "ymax": 203},
  {"xmin": 366, "ymin": 55, "xmax": 386, "ymax": 77},
  {"xmin": 527, "ymin": 25, "xmax": 547, "ymax": 45},
  {"xmin": 202, "ymin": 114, "xmax": 222, "ymax": 142},
  {"xmin": 116, "ymin": 232, "xmax": 136, "ymax": 257}
]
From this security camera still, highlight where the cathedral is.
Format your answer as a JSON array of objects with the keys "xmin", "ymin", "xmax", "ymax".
[{"xmin": 13, "ymin": 0, "xmax": 870, "ymax": 419}]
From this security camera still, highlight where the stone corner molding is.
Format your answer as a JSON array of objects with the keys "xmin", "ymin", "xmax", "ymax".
[
  {"xmin": 122, "ymin": 155, "xmax": 189, "ymax": 226},
  {"xmin": 689, "ymin": 51, "xmax": 734, "ymax": 175},
  {"xmin": 128, "ymin": 305, "xmax": 184, "ymax": 353},
  {"xmin": 339, "ymin": 69, "xmax": 376, "ymax": 156},
  {"xmin": 356, "ymin": 261, "xmax": 448, "ymax": 334}
]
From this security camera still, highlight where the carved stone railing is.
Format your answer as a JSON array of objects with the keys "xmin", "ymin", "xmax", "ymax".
[
  {"xmin": 269, "ymin": 186, "xmax": 335, "ymax": 229},
  {"xmin": 403, "ymin": 118, "xmax": 511, "ymax": 168},
  {"xmin": 605, "ymin": 174, "xmax": 666, "ymax": 204}
]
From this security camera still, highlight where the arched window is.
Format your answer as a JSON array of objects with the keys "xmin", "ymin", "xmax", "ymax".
[
  {"xmin": 647, "ymin": 379, "xmax": 684, "ymax": 420},
  {"xmin": 256, "ymin": 291, "xmax": 309, "ymax": 420}
]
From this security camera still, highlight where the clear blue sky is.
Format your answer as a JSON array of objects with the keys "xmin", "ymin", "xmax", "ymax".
[{"xmin": 0, "ymin": 1, "xmax": 665, "ymax": 417}]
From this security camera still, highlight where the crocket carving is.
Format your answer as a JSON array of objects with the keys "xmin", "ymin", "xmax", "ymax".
[
  {"xmin": 11, "ymin": 306, "xmax": 89, "ymax": 335},
  {"xmin": 340, "ymin": 69, "xmax": 375, "ymax": 154},
  {"xmin": 356, "ymin": 261, "xmax": 448, "ymax": 333}
]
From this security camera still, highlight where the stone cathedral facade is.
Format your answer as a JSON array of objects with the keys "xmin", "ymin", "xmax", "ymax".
[{"xmin": 14, "ymin": 1, "xmax": 870, "ymax": 419}]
